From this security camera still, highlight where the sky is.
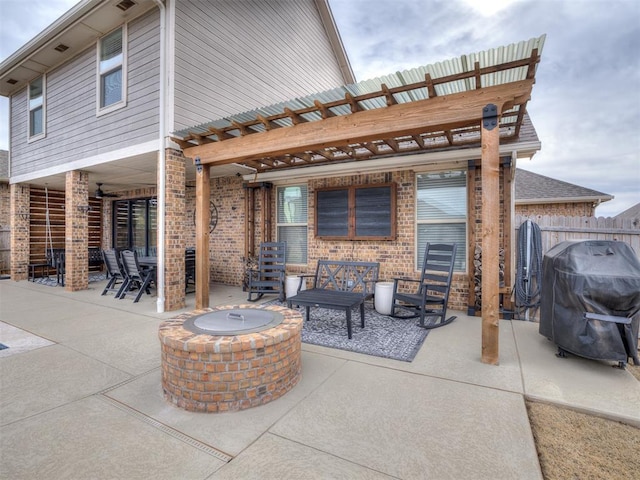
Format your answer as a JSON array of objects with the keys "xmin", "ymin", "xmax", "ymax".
[{"xmin": 0, "ymin": 0, "xmax": 639, "ymax": 217}]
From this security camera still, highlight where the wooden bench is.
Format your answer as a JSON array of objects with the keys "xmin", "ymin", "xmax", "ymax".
[{"xmin": 287, "ymin": 260, "xmax": 379, "ymax": 339}]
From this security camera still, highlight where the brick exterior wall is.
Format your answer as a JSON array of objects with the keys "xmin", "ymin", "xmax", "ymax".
[
  {"xmin": 0, "ymin": 183, "xmax": 9, "ymax": 228},
  {"xmin": 164, "ymin": 149, "xmax": 187, "ymax": 311},
  {"xmin": 516, "ymin": 202, "xmax": 595, "ymax": 217},
  {"xmin": 284, "ymin": 169, "xmax": 472, "ymax": 312},
  {"xmin": 65, "ymin": 170, "xmax": 89, "ymax": 291},
  {"xmin": 10, "ymin": 184, "xmax": 30, "ymax": 280},
  {"xmin": 185, "ymin": 175, "xmax": 248, "ymax": 286},
  {"xmin": 0, "ymin": 183, "xmax": 9, "ymax": 274},
  {"xmin": 180, "ymin": 167, "xmax": 482, "ymax": 313}
]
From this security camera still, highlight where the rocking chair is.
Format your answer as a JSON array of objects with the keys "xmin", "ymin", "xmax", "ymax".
[
  {"xmin": 246, "ymin": 242, "xmax": 286, "ymax": 302},
  {"xmin": 391, "ymin": 243, "xmax": 458, "ymax": 329}
]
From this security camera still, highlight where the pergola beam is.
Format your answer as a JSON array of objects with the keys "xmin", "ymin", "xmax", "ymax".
[{"xmin": 184, "ymin": 80, "xmax": 533, "ymax": 166}]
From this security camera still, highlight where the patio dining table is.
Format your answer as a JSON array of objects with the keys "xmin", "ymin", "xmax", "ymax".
[{"xmin": 137, "ymin": 256, "xmax": 157, "ymax": 267}]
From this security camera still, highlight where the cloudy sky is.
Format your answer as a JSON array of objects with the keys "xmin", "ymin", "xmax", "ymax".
[{"xmin": 1, "ymin": 0, "xmax": 638, "ymax": 216}]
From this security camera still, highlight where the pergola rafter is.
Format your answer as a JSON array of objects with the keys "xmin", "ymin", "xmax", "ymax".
[{"xmin": 182, "ymin": 79, "xmax": 533, "ymax": 166}]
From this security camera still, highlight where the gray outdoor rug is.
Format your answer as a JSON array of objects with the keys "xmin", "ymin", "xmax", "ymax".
[
  {"xmin": 32, "ymin": 273, "xmax": 107, "ymax": 287},
  {"xmin": 267, "ymin": 300, "xmax": 429, "ymax": 362}
]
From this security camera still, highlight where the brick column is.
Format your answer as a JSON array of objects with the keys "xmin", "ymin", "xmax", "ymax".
[
  {"xmin": 163, "ymin": 149, "xmax": 186, "ymax": 310},
  {"xmin": 10, "ymin": 184, "xmax": 30, "ymax": 280},
  {"xmin": 65, "ymin": 170, "xmax": 89, "ymax": 291}
]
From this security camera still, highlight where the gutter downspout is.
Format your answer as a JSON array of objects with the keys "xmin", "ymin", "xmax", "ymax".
[{"xmin": 153, "ymin": 0, "xmax": 166, "ymax": 313}]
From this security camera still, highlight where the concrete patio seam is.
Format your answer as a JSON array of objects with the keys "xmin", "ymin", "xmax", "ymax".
[
  {"xmin": 308, "ymin": 350, "xmax": 527, "ymax": 398},
  {"xmin": 267, "ymin": 431, "xmax": 403, "ymax": 479},
  {"xmin": 511, "ymin": 318, "xmax": 529, "ymax": 394},
  {"xmin": 95, "ymin": 394, "xmax": 234, "ymax": 463},
  {"xmin": 97, "ymin": 367, "xmax": 160, "ymax": 395}
]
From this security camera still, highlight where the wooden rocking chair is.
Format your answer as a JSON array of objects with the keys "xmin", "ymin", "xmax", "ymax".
[
  {"xmin": 246, "ymin": 242, "xmax": 286, "ymax": 302},
  {"xmin": 391, "ymin": 243, "xmax": 458, "ymax": 329}
]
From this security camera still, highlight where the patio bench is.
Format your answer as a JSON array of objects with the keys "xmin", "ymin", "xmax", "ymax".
[
  {"xmin": 88, "ymin": 247, "xmax": 104, "ymax": 272},
  {"xmin": 28, "ymin": 263, "xmax": 50, "ymax": 282},
  {"xmin": 287, "ymin": 260, "xmax": 379, "ymax": 338}
]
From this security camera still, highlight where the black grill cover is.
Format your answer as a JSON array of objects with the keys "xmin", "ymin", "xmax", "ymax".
[{"xmin": 540, "ymin": 240, "xmax": 640, "ymax": 364}]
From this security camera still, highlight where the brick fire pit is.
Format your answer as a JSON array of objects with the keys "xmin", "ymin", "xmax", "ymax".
[{"xmin": 159, "ymin": 304, "xmax": 302, "ymax": 413}]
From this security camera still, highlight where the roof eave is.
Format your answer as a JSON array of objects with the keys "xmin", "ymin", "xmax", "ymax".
[
  {"xmin": 0, "ymin": 0, "xmax": 156, "ymax": 97},
  {"xmin": 515, "ymin": 195, "xmax": 614, "ymax": 205},
  {"xmin": 313, "ymin": 0, "xmax": 356, "ymax": 84}
]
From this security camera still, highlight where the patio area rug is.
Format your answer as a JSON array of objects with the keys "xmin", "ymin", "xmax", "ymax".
[
  {"xmin": 32, "ymin": 273, "xmax": 107, "ymax": 287},
  {"xmin": 267, "ymin": 300, "xmax": 429, "ymax": 362}
]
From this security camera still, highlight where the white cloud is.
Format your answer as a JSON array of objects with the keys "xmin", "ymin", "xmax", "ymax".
[{"xmin": 329, "ymin": 0, "xmax": 640, "ymax": 217}]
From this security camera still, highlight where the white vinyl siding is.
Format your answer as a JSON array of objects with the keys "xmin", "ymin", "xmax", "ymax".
[
  {"xmin": 277, "ymin": 185, "xmax": 308, "ymax": 264},
  {"xmin": 416, "ymin": 171, "xmax": 467, "ymax": 271},
  {"xmin": 98, "ymin": 26, "xmax": 126, "ymax": 113},
  {"xmin": 9, "ymin": 9, "xmax": 159, "ymax": 177},
  {"xmin": 173, "ymin": 0, "xmax": 346, "ymax": 130},
  {"xmin": 28, "ymin": 75, "xmax": 45, "ymax": 140}
]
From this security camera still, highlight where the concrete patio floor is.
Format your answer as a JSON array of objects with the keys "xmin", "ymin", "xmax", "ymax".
[{"xmin": 1, "ymin": 278, "xmax": 638, "ymax": 479}]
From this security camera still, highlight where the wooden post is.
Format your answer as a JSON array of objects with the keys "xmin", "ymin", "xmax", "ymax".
[
  {"xmin": 481, "ymin": 105, "xmax": 500, "ymax": 365},
  {"xmin": 195, "ymin": 158, "xmax": 210, "ymax": 310}
]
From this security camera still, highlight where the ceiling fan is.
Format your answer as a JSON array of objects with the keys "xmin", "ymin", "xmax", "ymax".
[{"xmin": 94, "ymin": 183, "xmax": 120, "ymax": 199}]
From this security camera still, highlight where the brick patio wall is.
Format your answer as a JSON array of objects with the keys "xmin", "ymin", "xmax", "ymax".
[
  {"xmin": 164, "ymin": 149, "xmax": 186, "ymax": 311},
  {"xmin": 0, "ymin": 183, "xmax": 10, "ymax": 274},
  {"xmin": 65, "ymin": 170, "xmax": 89, "ymax": 291},
  {"xmin": 10, "ymin": 184, "xmax": 30, "ymax": 280},
  {"xmin": 0, "ymin": 183, "xmax": 9, "ymax": 228}
]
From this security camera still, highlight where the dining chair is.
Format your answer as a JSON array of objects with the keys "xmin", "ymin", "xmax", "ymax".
[
  {"xmin": 101, "ymin": 248, "xmax": 127, "ymax": 298},
  {"xmin": 119, "ymin": 249, "xmax": 156, "ymax": 303}
]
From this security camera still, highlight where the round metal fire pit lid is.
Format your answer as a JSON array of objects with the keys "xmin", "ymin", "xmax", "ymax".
[{"xmin": 183, "ymin": 308, "xmax": 284, "ymax": 335}]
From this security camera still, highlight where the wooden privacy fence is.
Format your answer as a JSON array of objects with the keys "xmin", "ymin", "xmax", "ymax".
[{"xmin": 514, "ymin": 215, "xmax": 640, "ymax": 256}]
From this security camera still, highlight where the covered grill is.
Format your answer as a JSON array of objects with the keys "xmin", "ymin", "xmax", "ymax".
[{"xmin": 540, "ymin": 240, "xmax": 640, "ymax": 366}]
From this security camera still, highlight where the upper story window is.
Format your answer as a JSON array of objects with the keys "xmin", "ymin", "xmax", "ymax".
[
  {"xmin": 28, "ymin": 75, "xmax": 45, "ymax": 139},
  {"xmin": 98, "ymin": 26, "xmax": 126, "ymax": 113}
]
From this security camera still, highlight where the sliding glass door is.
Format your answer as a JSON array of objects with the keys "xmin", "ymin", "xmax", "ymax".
[{"xmin": 112, "ymin": 198, "xmax": 157, "ymax": 254}]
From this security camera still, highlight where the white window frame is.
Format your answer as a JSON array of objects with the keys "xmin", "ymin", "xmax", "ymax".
[
  {"xmin": 415, "ymin": 170, "xmax": 467, "ymax": 272},
  {"xmin": 276, "ymin": 184, "xmax": 308, "ymax": 265},
  {"xmin": 96, "ymin": 25, "xmax": 127, "ymax": 115},
  {"xmin": 27, "ymin": 74, "xmax": 46, "ymax": 142}
]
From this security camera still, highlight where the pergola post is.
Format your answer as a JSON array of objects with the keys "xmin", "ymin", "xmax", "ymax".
[
  {"xmin": 480, "ymin": 104, "xmax": 500, "ymax": 365},
  {"xmin": 195, "ymin": 157, "xmax": 211, "ymax": 309}
]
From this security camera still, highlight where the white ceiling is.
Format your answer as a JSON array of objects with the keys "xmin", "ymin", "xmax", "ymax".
[{"xmin": 23, "ymin": 152, "xmax": 256, "ymax": 195}]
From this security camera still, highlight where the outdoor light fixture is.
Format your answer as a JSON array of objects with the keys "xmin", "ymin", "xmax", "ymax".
[
  {"xmin": 77, "ymin": 205, "xmax": 92, "ymax": 213},
  {"xmin": 195, "ymin": 156, "xmax": 202, "ymax": 174}
]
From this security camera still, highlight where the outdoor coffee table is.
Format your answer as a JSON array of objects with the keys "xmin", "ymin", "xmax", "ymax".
[{"xmin": 287, "ymin": 289, "xmax": 368, "ymax": 339}]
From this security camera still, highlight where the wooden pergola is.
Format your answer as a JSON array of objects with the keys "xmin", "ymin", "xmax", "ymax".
[{"xmin": 175, "ymin": 42, "xmax": 543, "ymax": 365}]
